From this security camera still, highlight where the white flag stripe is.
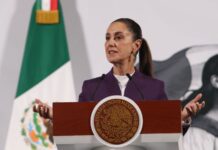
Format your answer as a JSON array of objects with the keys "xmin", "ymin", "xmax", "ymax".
[
  {"xmin": 5, "ymin": 61, "xmax": 76, "ymax": 150},
  {"xmin": 15, "ymin": 62, "xmax": 76, "ymax": 102},
  {"xmin": 42, "ymin": 0, "xmax": 51, "ymax": 11}
]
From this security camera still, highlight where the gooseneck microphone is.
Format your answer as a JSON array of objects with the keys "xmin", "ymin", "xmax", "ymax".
[
  {"xmin": 126, "ymin": 73, "xmax": 145, "ymax": 100},
  {"xmin": 91, "ymin": 74, "xmax": 105, "ymax": 100}
]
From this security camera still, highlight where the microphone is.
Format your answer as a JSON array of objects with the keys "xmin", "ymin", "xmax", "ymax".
[
  {"xmin": 91, "ymin": 74, "xmax": 105, "ymax": 100},
  {"xmin": 126, "ymin": 73, "xmax": 144, "ymax": 100}
]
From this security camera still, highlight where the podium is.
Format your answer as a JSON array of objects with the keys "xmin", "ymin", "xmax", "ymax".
[{"xmin": 53, "ymin": 100, "xmax": 182, "ymax": 150}]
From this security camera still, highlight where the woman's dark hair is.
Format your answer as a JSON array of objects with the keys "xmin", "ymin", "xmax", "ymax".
[
  {"xmin": 202, "ymin": 54, "xmax": 218, "ymax": 86},
  {"xmin": 113, "ymin": 18, "xmax": 153, "ymax": 77}
]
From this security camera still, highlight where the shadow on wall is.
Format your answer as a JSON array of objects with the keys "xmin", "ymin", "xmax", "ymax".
[
  {"xmin": 153, "ymin": 48, "xmax": 192, "ymax": 100},
  {"xmin": 0, "ymin": 0, "xmax": 33, "ymax": 149},
  {"xmin": 62, "ymin": 0, "xmax": 92, "ymax": 99}
]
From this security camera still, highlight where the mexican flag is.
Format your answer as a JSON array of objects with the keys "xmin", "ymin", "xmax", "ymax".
[{"xmin": 5, "ymin": 1, "xmax": 76, "ymax": 149}]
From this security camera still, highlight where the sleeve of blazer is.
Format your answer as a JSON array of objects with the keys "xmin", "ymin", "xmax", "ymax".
[
  {"xmin": 182, "ymin": 123, "xmax": 190, "ymax": 135},
  {"xmin": 182, "ymin": 116, "xmax": 192, "ymax": 135},
  {"xmin": 78, "ymin": 81, "xmax": 88, "ymax": 102}
]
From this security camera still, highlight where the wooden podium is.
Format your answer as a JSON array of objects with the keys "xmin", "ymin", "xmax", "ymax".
[{"xmin": 53, "ymin": 100, "xmax": 182, "ymax": 150}]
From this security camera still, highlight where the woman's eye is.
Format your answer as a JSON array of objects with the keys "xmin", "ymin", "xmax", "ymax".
[
  {"xmin": 115, "ymin": 36, "xmax": 123, "ymax": 40},
  {"xmin": 106, "ymin": 36, "xmax": 110, "ymax": 40}
]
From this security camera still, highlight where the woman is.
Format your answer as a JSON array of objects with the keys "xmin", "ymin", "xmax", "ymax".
[{"xmin": 34, "ymin": 18, "xmax": 205, "ymax": 127}]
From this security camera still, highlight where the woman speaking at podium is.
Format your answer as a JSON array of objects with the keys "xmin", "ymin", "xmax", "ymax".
[{"xmin": 33, "ymin": 18, "xmax": 205, "ymax": 129}]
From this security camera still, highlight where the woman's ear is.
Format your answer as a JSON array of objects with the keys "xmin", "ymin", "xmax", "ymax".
[
  {"xmin": 210, "ymin": 74, "xmax": 218, "ymax": 88},
  {"xmin": 132, "ymin": 39, "xmax": 142, "ymax": 54}
]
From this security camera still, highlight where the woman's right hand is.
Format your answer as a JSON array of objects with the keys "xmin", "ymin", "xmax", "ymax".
[{"xmin": 33, "ymin": 99, "xmax": 53, "ymax": 120}]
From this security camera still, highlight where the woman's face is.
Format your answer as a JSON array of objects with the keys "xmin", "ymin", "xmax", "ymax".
[{"xmin": 105, "ymin": 22, "xmax": 137, "ymax": 64}]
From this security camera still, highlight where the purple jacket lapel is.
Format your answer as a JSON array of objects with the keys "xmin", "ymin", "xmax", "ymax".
[
  {"xmin": 125, "ymin": 69, "xmax": 145, "ymax": 101},
  {"xmin": 104, "ymin": 69, "xmax": 121, "ymax": 96}
]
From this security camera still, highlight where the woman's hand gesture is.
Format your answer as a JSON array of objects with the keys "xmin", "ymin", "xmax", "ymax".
[
  {"xmin": 33, "ymin": 99, "xmax": 53, "ymax": 120},
  {"xmin": 181, "ymin": 93, "xmax": 205, "ymax": 121}
]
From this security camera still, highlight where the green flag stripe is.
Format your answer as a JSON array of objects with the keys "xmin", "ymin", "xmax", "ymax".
[
  {"xmin": 36, "ymin": 0, "xmax": 41, "ymax": 10},
  {"xmin": 16, "ymin": 2, "xmax": 69, "ymax": 97}
]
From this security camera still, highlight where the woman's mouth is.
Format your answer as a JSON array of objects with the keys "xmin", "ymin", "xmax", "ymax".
[{"xmin": 108, "ymin": 50, "xmax": 118, "ymax": 54}]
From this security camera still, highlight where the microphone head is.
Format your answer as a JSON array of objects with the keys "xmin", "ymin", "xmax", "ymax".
[
  {"xmin": 101, "ymin": 74, "xmax": 106, "ymax": 79},
  {"xmin": 126, "ymin": 73, "xmax": 132, "ymax": 80}
]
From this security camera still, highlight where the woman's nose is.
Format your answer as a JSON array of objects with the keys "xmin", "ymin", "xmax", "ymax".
[{"xmin": 107, "ymin": 38, "xmax": 116, "ymax": 47}]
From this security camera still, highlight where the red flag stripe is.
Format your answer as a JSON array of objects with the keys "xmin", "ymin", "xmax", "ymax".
[{"xmin": 51, "ymin": 0, "xmax": 58, "ymax": 10}]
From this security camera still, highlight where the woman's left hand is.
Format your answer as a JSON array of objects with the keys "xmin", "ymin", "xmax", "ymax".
[{"xmin": 181, "ymin": 93, "xmax": 205, "ymax": 121}]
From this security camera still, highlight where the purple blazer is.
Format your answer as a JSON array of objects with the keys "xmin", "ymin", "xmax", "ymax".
[
  {"xmin": 79, "ymin": 69, "xmax": 168, "ymax": 102},
  {"xmin": 78, "ymin": 69, "xmax": 191, "ymax": 135}
]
